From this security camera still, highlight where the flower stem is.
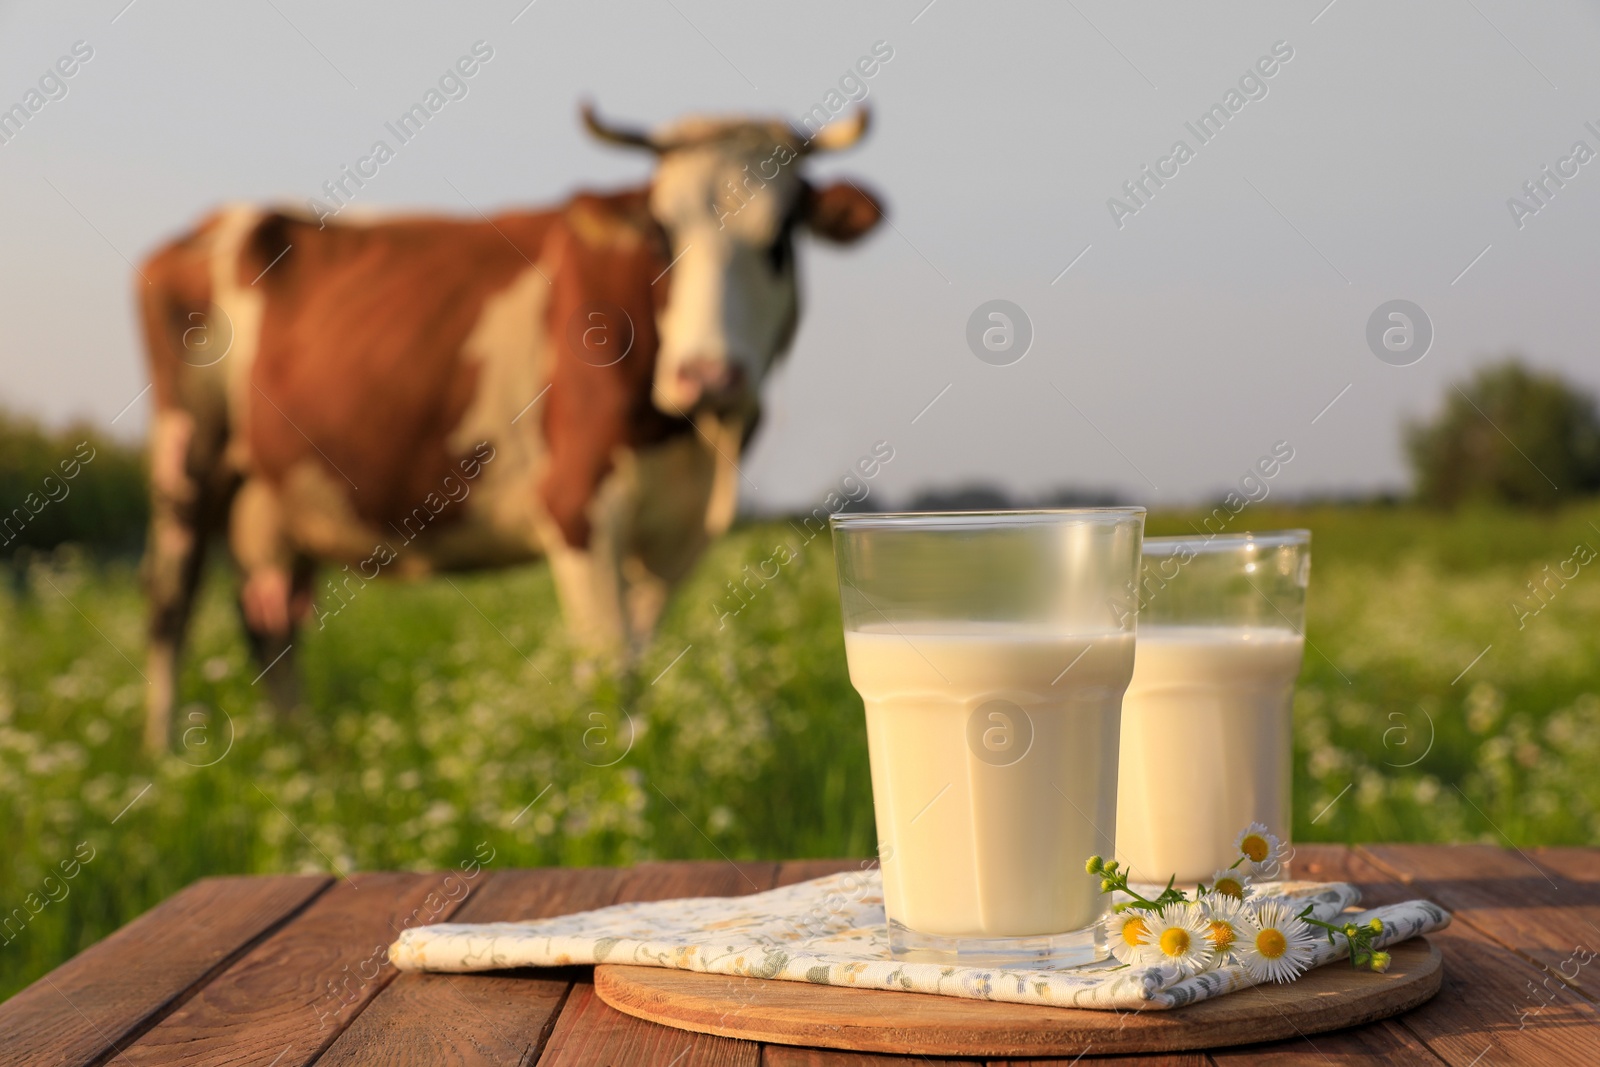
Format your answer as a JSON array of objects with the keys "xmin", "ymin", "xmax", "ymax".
[{"xmin": 1298, "ymin": 905, "xmax": 1384, "ymax": 969}]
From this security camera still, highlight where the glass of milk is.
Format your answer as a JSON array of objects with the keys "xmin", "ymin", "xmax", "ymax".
[
  {"xmin": 1114, "ymin": 530, "xmax": 1311, "ymax": 887},
  {"xmin": 830, "ymin": 508, "xmax": 1144, "ymax": 968}
]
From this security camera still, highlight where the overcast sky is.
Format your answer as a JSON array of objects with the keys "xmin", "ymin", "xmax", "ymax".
[{"xmin": 3, "ymin": 0, "xmax": 1598, "ymax": 511}]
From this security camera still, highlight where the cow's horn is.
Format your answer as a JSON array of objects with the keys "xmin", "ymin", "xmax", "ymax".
[
  {"xmin": 802, "ymin": 106, "xmax": 870, "ymax": 154},
  {"xmin": 581, "ymin": 102, "xmax": 659, "ymax": 151}
]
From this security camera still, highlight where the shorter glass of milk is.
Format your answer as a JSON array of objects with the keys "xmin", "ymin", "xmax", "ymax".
[
  {"xmin": 830, "ymin": 507, "xmax": 1145, "ymax": 968},
  {"xmin": 1114, "ymin": 531, "xmax": 1311, "ymax": 887}
]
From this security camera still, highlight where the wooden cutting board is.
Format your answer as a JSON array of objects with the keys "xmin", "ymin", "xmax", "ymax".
[{"xmin": 594, "ymin": 937, "xmax": 1442, "ymax": 1056}]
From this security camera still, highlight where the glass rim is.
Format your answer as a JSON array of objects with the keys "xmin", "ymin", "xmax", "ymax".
[
  {"xmin": 1142, "ymin": 529, "xmax": 1311, "ymax": 554},
  {"xmin": 828, "ymin": 506, "xmax": 1147, "ymax": 531}
]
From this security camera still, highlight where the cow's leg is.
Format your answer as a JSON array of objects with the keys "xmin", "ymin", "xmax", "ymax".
[
  {"xmin": 619, "ymin": 433, "xmax": 723, "ymax": 650},
  {"xmin": 241, "ymin": 559, "xmax": 313, "ymax": 716},
  {"xmin": 621, "ymin": 558, "xmax": 673, "ymax": 654},
  {"xmin": 230, "ymin": 476, "xmax": 309, "ymax": 716},
  {"xmin": 540, "ymin": 469, "xmax": 636, "ymax": 675},
  {"xmin": 143, "ymin": 409, "xmax": 229, "ymax": 753},
  {"xmin": 546, "ymin": 540, "xmax": 631, "ymax": 663}
]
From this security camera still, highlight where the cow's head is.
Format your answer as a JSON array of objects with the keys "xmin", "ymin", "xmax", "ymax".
[{"xmin": 583, "ymin": 104, "xmax": 884, "ymax": 418}]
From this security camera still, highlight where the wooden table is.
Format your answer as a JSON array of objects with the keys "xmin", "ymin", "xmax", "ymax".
[{"xmin": 3, "ymin": 844, "xmax": 1598, "ymax": 1065}]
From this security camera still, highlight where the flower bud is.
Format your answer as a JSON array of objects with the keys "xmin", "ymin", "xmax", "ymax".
[
  {"xmin": 1371, "ymin": 951, "xmax": 1391, "ymax": 973},
  {"xmin": 1368, "ymin": 919, "xmax": 1384, "ymax": 934},
  {"xmin": 1086, "ymin": 856, "xmax": 1104, "ymax": 874}
]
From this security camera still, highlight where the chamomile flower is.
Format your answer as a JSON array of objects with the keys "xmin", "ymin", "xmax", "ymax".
[
  {"xmin": 1107, "ymin": 910, "xmax": 1156, "ymax": 964},
  {"xmin": 1210, "ymin": 868, "xmax": 1253, "ymax": 901},
  {"xmin": 1201, "ymin": 894, "xmax": 1250, "ymax": 960},
  {"xmin": 1144, "ymin": 903, "xmax": 1215, "ymax": 977},
  {"xmin": 1235, "ymin": 822, "xmax": 1284, "ymax": 876},
  {"xmin": 1238, "ymin": 900, "xmax": 1316, "ymax": 983}
]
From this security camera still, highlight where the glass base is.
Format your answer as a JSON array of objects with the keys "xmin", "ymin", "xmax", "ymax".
[{"xmin": 887, "ymin": 918, "xmax": 1109, "ymax": 969}]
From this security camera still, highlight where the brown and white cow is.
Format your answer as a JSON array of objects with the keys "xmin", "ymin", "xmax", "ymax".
[{"xmin": 136, "ymin": 104, "xmax": 883, "ymax": 751}]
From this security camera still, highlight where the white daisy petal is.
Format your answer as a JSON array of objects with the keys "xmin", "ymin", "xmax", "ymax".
[
  {"xmin": 1210, "ymin": 867, "xmax": 1254, "ymax": 901},
  {"xmin": 1235, "ymin": 822, "xmax": 1285, "ymax": 875},
  {"xmin": 1238, "ymin": 900, "xmax": 1317, "ymax": 983},
  {"xmin": 1106, "ymin": 909, "xmax": 1157, "ymax": 965},
  {"xmin": 1201, "ymin": 895, "xmax": 1251, "ymax": 960},
  {"xmin": 1144, "ymin": 902, "xmax": 1216, "ymax": 977}
]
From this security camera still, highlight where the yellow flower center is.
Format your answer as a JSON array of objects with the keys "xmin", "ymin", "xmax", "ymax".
[
  {"xmin": 1256, "ymin": 928, "xmax": 1288, "ymax": 959},
  {"xmin": 1208, "ymin": 920, "xmax": 1235, "ymax": 950},
  {"xmin": 1215, "ymin": 878, "xmax": 1244, "ymax": 899},
  {"xmin": 1159, "ymin": 928, "xmax": 1191, "ymax": 957},
  {"xmin": 1121, "ymin": 917, "xmax": 1148, "ymax": 947},
  {"xmin": 1241, "ymin": 834, "xmax": 1270, "ymax": 863}
]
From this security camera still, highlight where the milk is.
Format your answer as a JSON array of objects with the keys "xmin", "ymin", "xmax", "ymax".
[
  {"xmin": 844, "ymin": 625, "xmax": 1135, "ymax": 938},
  {"xmin": 1114, "ymin": 625, "xmax": 1305, "ymax": 884}
]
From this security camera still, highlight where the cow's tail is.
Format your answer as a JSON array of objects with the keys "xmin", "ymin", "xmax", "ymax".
[{"xmin": 136, "ymin": 208, "xmax": 251, "ymax": 752}]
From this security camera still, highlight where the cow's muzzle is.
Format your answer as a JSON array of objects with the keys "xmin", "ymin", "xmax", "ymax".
[{"xmin": 669, "ymin": 359, "xmax": 749, "ymax": 414}]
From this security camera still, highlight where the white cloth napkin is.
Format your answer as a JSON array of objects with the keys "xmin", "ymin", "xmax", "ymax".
[{"xmin": 388, "ymin": 871, "xmax": 1451, "ymax": 1010}]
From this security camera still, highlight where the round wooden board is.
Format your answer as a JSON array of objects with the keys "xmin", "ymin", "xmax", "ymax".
[{"xmin": 594, "ymin": 937, "xmax": 1442, "ymax": 1057}]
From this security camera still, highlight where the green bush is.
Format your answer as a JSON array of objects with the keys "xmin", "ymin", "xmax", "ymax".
[
  {"xmin": 1407, "ymin": 359, "xmax": 1600, "ymax": 508},
  {"xmin": 0, "ymin": 411, "xmax": 146, "ymax": 557}
]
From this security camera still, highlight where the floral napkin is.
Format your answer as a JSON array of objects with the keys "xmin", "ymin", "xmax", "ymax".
[{"xmin": 389, "ymin": 870, "xmax": 1450, "ymax": 1011}]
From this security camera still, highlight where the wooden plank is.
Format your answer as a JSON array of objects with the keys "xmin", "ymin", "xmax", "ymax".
[
  {"xmin": 774, "ymin": 859, "xmax": 864, "ymax": 887},
  {"xmin": 316, "ymin": 967, "xmax": 590, "ymax": 1067},
  {"xmin": 544, "ymin": 983, "xmax": 759, "ymax": 1067},
  {"xmin": 1337, "ymin": 846, "xmax": 1600, "ymax": 1065},
  {"xmin": 1362, "ymin": 844, "xmax": 1600, "ymax": 995},
  {"xmin": 1530, "ymin": 846, "xmax": 1600, "ymax": 882},
  {"xmin": 116, "ymin": 870, "xmax": 474, "ymax": 1066},
  {"xmin": 997, "ymin": 1047, "xmax": 1211, "ymax": 1065},
  {"xmin": 1289, "ymin": 844, "xmax": 1415, "ymax": 907},
  {"xmin": 1207, "ymin": 1007, "xmax": 1443, "ymax": 1066},
  {"xmin": 1081, "ymin": 1057, "xmax": 1209, "ymax": 1067},
  {"xmin": 1399, "ymin": 918, "xmax": 1600, "ymax": 1065},
  {"xmin": 0, "ymin": 874, "xmax": 330, "ymax": 1067},
  {"xmin": 620, "ymin": 861, "xmax": 782, "ymax": 904},
  {"xmin": 766, "ymin": 1048, "xmax": 975, "ymax": 1066},
  {"xmin": 317, "ymin": 867, "xmax": 630, "ymax": 1067},
  {"xmin": 538, "ymin": 860, "xmax": 779, "ymax": 1067}
]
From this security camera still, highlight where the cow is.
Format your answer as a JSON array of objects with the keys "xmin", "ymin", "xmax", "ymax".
[{"xmin": 136, "ymin": 103, "xmax": 883, "ymax": 752}]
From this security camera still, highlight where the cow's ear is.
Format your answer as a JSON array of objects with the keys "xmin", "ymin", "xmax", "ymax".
[{"xmin": 801, "ymin": 180, "xmax": 884, "ymax": 243}]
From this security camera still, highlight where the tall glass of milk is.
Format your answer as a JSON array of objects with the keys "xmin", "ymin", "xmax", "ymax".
[
  {"xmin": 830, "ymin": 508, "xmax": 1144, "ymax": 968},
  {"xmin": 1114, "ymin": 531, "xmax": 1311, "ymax": 886}
]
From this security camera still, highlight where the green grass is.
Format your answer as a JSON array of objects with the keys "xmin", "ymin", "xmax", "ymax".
[{"xmin": 3, "ymin": 502, "xmax": 1600, "ymax": 998}]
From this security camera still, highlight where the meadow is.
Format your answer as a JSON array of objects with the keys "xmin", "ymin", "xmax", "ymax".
[{"xmin": 3, "ymin": 501, "xmax": 1600, "ymax": 998}]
